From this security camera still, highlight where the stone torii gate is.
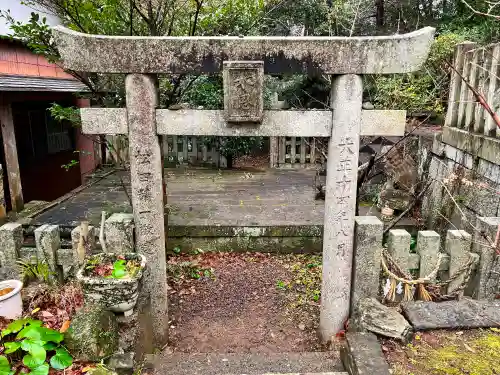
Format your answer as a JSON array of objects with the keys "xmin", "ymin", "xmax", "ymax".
[{"xmin": 53, "ymin": 26, "xmax": 434, "ymax": 347}]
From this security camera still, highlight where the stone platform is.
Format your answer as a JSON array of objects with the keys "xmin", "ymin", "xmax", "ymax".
[
  {"xmin": 27, "ymin": 167, "xmax": 416, "ymax": 253},
  {"xmin": 33, "ymin": 168, "xmax": 322, "ymax": 227}
]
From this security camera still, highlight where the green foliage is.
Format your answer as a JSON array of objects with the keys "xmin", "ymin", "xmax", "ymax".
[
  {"xmin": 61, "ymin": 158, "xmax": 79, "ymax": 171},
  {"xmin": 215, "ymin": 137, "xmax": 264, "ymax": 158},
  {"xmin": 276, "ymin": 280, "xmax": 287, "ymax": 290},
  {"xmin": 197, "ymin": 0, "xmax": 266, "ymax": 35},
  {"xmin": 0, "ymin": 318, "xmax": 72, "ymax": 375},
  {"xmin": 48, "ymin": 104, "xmax": 81, "ymax": 127},
  {"xmin": 260, "ymin": 0, "xmax": 330, "ymax": 36},
  {"xmin": 369, "ymin": 32, "xmax": 466, "ymax": 115},
  {"xmin": 17, "ymin": 261, "xmax": 54, "ymax": 285},
  {"xmin": 182, "ymin": 76, "xmax": 223, "ymax": 109},
  {"xmin": 0, "ymin": 11, "xmax": 58, "ymax": 61},
  {"xmin": 280, "ymin": 76, "xmax": 330, "ymax": 109}
]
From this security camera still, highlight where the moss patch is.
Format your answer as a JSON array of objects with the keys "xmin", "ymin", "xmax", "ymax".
[
  {"xmin": 276, "ymin": 254, "xmax": 322, "ymax": 310},
  {"xmin": 385, "ymin": 329, "xmax": 500, "ymax": 375}
]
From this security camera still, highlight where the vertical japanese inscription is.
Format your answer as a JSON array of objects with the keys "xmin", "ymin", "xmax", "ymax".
[
  {"xmin": 223, "ymin": 61, "xmax": 264, "ymax": 123},
  {"xmin": 126, "ymin": 74, "xmax": 168, "ymax": 348},
  {"xmin": 320, "ymin": 74, "xmax": 362, "ymax": 342}
]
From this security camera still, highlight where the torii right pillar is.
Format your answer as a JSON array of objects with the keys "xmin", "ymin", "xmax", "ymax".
[{"xmin": 320, "ymin": 74, "xmax": 362, "ymax": 341}]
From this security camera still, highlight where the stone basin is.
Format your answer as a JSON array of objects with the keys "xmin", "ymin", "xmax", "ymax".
[{"xmin": 77, "ymin": 253, "xmax": 146, "ymax": 316}]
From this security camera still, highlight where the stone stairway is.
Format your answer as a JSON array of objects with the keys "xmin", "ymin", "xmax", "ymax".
[{"xmin": 149, "ymin": 351, "xmax": 347, "ymax": 375}]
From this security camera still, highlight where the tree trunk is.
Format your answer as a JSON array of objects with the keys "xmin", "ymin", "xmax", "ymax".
[{"xmin": 376, "ymin": 0, "xmax": 385, "ymax": 27}]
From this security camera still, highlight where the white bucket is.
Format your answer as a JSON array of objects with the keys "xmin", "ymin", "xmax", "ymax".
[{"xmin": 0, "ymin": 280, "xmax": 23, "ymax": 319}]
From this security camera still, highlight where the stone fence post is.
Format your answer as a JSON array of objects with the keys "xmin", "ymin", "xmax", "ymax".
[
  {"xmin": 104, "ymin": 213, "xmax": 134, "ymax": 254},
  {"xmin": 415, "ymin": 230, "xmax": 440, "ymax": 280},
  {"xmin": 387, "ymin": 229, "xmax": 411, "ymax": 275},
  {"xmin": 446, "ymin": 230, "xmax": 472, "ymax": 295},
  {"xmin": 351, "ymin": 216, "xmax": 383, "ymax": 313},
  {"xmin": 473, "ymin": 217, "xmax": 500, "ymax": 299},
  {"xmin": 71, "ymin": 223, "xmax": 97, "ymax": 263},
  {"xmin": 34, "ymin": 224, "xmax": 61, "ymax": 280},
  {"xmin": 0, "ymin": 223, "xmax": 22, "ymax": 278}
]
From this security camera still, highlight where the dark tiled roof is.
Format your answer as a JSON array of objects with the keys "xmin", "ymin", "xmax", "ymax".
[{"xmin": 0, "ymin": 74, "xmax": 88, "ymax": 92}]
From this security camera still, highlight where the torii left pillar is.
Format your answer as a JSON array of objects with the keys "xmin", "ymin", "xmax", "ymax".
[{"xmin": 125, "ymin": 74, "xmax": 168, "ymax": 348}]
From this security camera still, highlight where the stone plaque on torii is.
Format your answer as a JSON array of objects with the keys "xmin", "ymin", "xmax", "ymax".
[{"xmin": 53, "ymin": 26, "xmax": 434, "ymax": 348}]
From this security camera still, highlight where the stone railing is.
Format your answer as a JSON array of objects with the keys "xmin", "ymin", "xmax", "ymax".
[
  {"xmin": 423, "ymin": 41, "xmax": 500, "ymax": 228},
  {"xmin": 270, "ymin": 136, "xmax": 323, "ymax": 169},
  {"xmin": 445, "ymin": 41, "xmax": 500, "ymax": 137},
  {"xmin": 352, "ymin": 216, "xmax": 500, "ymax": 311},
  {"xmin": 0, "ymin": 213, "xmax": 133, "ymax": 280},
  {"xmin": 442, "ymin": 41, "xmax": 500, "ymax": 167}
]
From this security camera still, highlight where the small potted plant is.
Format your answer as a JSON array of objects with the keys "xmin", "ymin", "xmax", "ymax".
[{"xmin": 76, "ymin": 253, "xmax": 146, "ymax": 316}]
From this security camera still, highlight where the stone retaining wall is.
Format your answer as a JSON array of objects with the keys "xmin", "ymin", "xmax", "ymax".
[{"xmin": 421, "ymin": 134, "xmax": 500, "ymax": 230}]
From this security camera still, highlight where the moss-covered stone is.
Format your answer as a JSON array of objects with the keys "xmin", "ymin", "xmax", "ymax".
[
  {"xmin": 247, "ymin": 237, "xmax": 281, "ymax": 252},
  {"xmin": 166, "ymin": 236, "xmax": 323, "ymax": 254},
  {"xmin": 65, "ymin": 304, "xmax": 119, "ymax": 362},
  {"xmin": 85, "ymin": 365, "xmax": 119, "ymax": 375},
  {"xmin": 281, "ymin": 237, "xmax": 322, "ymax": 253},
  {"xmin": 167, "ymin": 225, "xmax": 324, "ymax": 238}
]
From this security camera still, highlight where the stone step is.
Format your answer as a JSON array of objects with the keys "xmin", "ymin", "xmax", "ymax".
[{"xmin": 150, "ymin": 351, "xmax": 345, "ymax": 375}]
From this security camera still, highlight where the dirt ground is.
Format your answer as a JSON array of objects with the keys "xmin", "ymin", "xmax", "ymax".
[
  {"xmin": 383, "ymin": 328, "xmax": 500, "ymax": 375},
  {"xmin": 166, "ymin": 252, "xmax": 327, "ymax": 353}
]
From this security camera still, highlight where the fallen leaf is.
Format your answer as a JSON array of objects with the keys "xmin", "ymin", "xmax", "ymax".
[
  {"xmin": 464, "ymin": 343, "xmax": 476, "ymax": 353},
  {"xmin": 60, "ymin": 320, "xmax": 71, "ymax": 333}
]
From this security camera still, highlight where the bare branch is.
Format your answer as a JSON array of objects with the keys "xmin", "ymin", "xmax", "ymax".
[{"xmin": 461, "ymin": 0, "xmax": 500, "ymax": 20}]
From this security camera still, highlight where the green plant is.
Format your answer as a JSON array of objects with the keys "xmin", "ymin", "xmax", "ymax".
[
  {"xmin": 0, "ymin": 318, "xmax": 72, "ymax": 375},
  {"xmin": 17, "ymin": 261, "xmax": 54, "ymax": 285},
  {"xmin": 84, "ymin": 255, "xmax": 142, "ymax": 279},
  {"xmin": 61, "ymin": 159, "xmax": 79, "ymax": 171},
  {"xmin": 276, "ymin": 280, "xmax": 288, "ymax": 290},
  {"xmin": 108, "ymin": 259, "xmax": 141, "ymax": 279}
]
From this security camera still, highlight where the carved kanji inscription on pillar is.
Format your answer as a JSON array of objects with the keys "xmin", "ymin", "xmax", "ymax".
[{"xmin": 223, "ymin": 61, "xmax": 264, "ymax": 123}]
